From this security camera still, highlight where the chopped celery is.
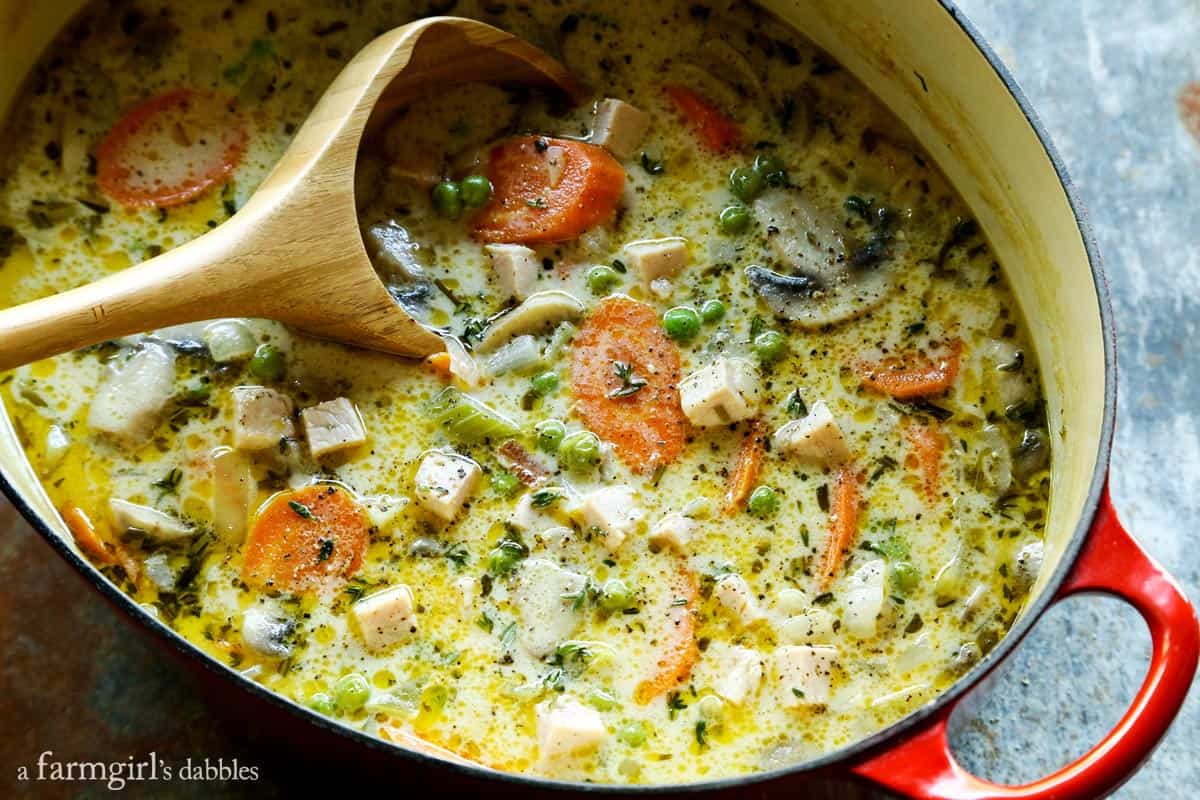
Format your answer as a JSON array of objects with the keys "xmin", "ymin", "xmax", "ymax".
[
  {"xmin": 586, "ymin": 688, "xmax": 620, "ymax": 711},
  {"xmin": 430, "ymin": 387, "xmax": 519, "ymax": 443}
]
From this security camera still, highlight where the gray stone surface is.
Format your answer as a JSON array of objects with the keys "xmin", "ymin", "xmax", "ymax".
[
  {"xmin": 1, "ymin": 1, "xmax": 1197, "ymax": 798},
  {"xmin": 947, "ymin": 1, "xmax": 1200, "ymax": 797}
]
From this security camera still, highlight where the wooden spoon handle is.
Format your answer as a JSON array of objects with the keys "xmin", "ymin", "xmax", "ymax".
[
  {"xmin": 0, "ymin": 224, "xmax": 250, "ymax": 373},
  {"xmin": 0, "ymin": 17, "xmax": 577, "ymax": 373}
]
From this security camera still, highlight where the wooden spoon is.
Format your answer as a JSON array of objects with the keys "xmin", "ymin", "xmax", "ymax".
[{"xmin": 0, "ymin": 17, "xmax": 583, "ymax": 373}]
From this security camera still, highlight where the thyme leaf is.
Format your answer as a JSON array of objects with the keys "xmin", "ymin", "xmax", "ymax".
[
  {"xmin": 289, "ymin": 500, "xmax": 315, "ymax": 520},
  {"xmin": 608, "ymin": 361, "xmax": 648, "ymax": 398}
]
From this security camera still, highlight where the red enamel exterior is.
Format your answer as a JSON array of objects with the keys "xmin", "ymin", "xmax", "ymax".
[{"xmin": 852, "ymin": 483, "xmax": 1200, "ymax": 799}]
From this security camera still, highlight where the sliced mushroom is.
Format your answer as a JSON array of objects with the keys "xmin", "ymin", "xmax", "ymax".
[
  {"xmin": 242, "ymin": 606, "xmax": 295, "ymax": 659},
  {"xmin": 365, "ymin": 220, "xmax": 428, "ymax": 283},
  {"xmin": 477, "ymin": 290, "xmax": 585, "ymax": 352},
  {"xmin": 747, "ymin": 189, "xmax": 899, "ymax": 327},
  {"xmin": 365, "ymin": 221, "xmax": 437, "ymax": 320},
  {"xmin": 151, "ymin": 322, "xmax": 212, "ymax": 355},
  {"xmin": 744, "ymin": 265, "xmax": 819, "ymax": 301},
  {"xmin": 1013, "ymin": 428, "xmax": 1050, "ymax": 478},
  {"xmin": 110, "ymin": 499, "xmax": 194, "ymax": 542}
]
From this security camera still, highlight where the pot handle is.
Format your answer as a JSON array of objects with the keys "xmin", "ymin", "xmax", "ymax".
[{"xmin": 851, "ymin": 482, "xmax": 1199, "ymax": 799}]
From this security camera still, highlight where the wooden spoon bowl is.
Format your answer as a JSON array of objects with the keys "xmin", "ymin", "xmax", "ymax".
[{"xmin": 0, "ymin": 17, "xmax": 583, "ymax": 372}]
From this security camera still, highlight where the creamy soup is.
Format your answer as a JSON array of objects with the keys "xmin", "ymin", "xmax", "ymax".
[{"xmin": 0, "ymin": 0, "xmax": 1050, "ymax": 784}]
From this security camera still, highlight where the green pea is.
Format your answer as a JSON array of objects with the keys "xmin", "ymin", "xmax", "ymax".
[
  {"xmin": 586, "ymin": 264, "xmax": 621, "ymax": 295},
  {"xmin": 892, "ymin": 561, "xmax": 921, "ymax": 594},
  {"xmin": 179, "ymin": 376, "xmax": 211, "ymax": 403},
  {"xmin": 460, "ymin": 174, "xmax": 493, "ymax": 208},
  {"xmin": 753, "ymin": 153, "xmax": 787, "ymax": 186},
  {"xmin": 559, "ymin": 430, "xmax": 601, "ymax": 472},
  {"xmin": 597, "ymin": 578, "xmax": 634, "ymax": 612},
  {"xmin": 747, "ymin": 485, "xmax": 780, "ymax": 517},
  {"xmin": 700, "ymin": 299, "xmax": 726, "ymax": 324},
  {"xmin": 535, "ymin": 419, "xmax": 567, "ymax": 453},
  {"xmin": 663, "ymin": 306, "xmax": 701, "ymax": 341},
  {"xmin": 753, "ymin": 330, "xmax": 787, "ymax": 363},
  {"xmin": 718, "ymin": 204, "xmax": 752, "ymax": 235},
  {"xmin": 432, "ymin": 180, "xmax": 463, "ymax": 218},
  {"xmin": 306, "ymin": 691, "xmax": 335, "ymax": 716},
  {"xmin": 333, "ymin": 673, "xmax": 371, "ymax": 712},
  {"xmin": 248, "ymin": 344, "xmax": 286, "ymax": 381},
  {"xmin": 531, "ymin": 370, "xmax": 560, "ymax": 396},
  {"xmin": 488, "ymin": 539, "xmax": 527, "ymax": 576},
  {"xmin": 490, "ymin": 468, "xmax": 521, "ymax": 498},
  {"xmin": 617, "ymin": 721, "xmax": 648, "ymax": 747},
  {"xmin": 728, "ymin": 165, "xmax": 764, "ymax": 202}
]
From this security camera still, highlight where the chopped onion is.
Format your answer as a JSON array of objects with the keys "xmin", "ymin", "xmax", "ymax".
[
  {"xmin": 486, "ymin": 335, "xmax": 541, "ymax": 376},
  {"xmin": 204, "ymin": 319, "xmax": 256, "ymax": 363},
  {"xmin": 211, "ymin": 447, "xmax": 255, "ymax": 543},
  {"xmin": 442, "ymin": 334, "xmax": 484, "ymax": 388},
  {"xmin": 44, "ymin": 425, "xmax": 71, "ymax": 468}
]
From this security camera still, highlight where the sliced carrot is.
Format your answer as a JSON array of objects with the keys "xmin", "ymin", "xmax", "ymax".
[
  {"xmin": 62, "ymin": 505, "xmax": 114, "ymax": 564},
  {"xmin": 570, "ymin": 296, "xmax": 688, "ymax": 473},
  {"xmin": 857, "ymin": 340, "xmax": 963, "ymax": 400},
  {"xmin": 724, "ymin": 417, "xmax": 766, "ymax": 514},
  {"xmin": 472, "ymin": 136, "xmax": 625, "ymax": 244},
  {"xmin": 904, "ymin": 417, "xmax": 945, "ymax": 501},
  {"xmin": 818, "ymin": 465, "xmax": 863, "ymax": 590},
  {"xmin": 423, "ymin": 352, "xmax": 453, "ymax": 381},
  {"xmin": 242, "ymin": 484, "xmax": 369, "ymax": 593},
  {"xmin": 380, "ymin": 725, "xmax": 479, "ymax": 767},
  {"xmin": 96, "ymin": 88, "xmax": 247, "ymax": 208},
  {"xmin": 61, "ymin": 504, "xmax": 139, "ymax": 580},
  {"xmin": 663, "ymin": 84, "xmax": 742, "ymax": 153},
  {"xmin": 635, "ymin": 560, "xmax": 699, "ymax": 705},
  {"xmin": 496, "ymin": 440, "xmax": 549, "ymax": 487}
]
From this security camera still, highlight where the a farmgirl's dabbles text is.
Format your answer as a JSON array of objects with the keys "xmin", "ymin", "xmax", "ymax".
[{"xmin": 0, "ymin": 0, "xmax": 1050, "ymax": 783}]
